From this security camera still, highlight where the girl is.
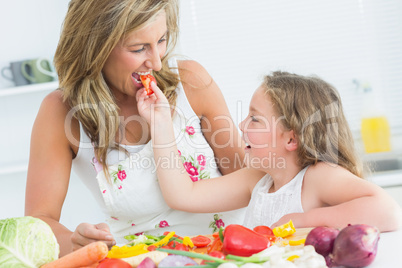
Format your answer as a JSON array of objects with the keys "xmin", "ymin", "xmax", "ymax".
[{"xmin": 137, "ymin": 71, "xmax": 402, "ymax": 232}]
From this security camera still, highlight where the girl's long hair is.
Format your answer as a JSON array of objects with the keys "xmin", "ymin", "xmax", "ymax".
[
  {"xmin": 263, "ymin": 71, "xmax": 363, "ymax": 177},
  {"xmin": 54, "ymin": 0, "xmax": 180, "ymax": 176}
]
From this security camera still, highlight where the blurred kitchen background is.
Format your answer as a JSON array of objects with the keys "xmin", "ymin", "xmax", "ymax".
[{"xmin": 1, "ymin": 0, "xmax": 401, "ymax": 230}]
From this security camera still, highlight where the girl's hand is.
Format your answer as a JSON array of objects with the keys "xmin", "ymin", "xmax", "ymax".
[
  {"xmin": 271, "ymin": 213, "xmax": 305, "ymax": 229},
  {"xmin": 71, "ymin": 222, "xmax": 116, "ymax": 251},
  {"xmin": 136, "ymin": 82, "xmax": 171, "ymax": 124}
]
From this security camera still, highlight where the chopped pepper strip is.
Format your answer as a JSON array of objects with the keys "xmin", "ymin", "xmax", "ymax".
[
  {"xmin": 152, "ymin": 231, "xmax": 175, "ymax": 247},
  {"xmin": 107, "ymin": 231, "xmax": 176, "ymax": 258},
  {"xmin": 272, "ymin": 220, "xmax": 296, "ymax": 238},
  {"xmin": 287, "ymin": 255, "xmax": 300, "ymax": 261},
  {"xmin": 289, "ymin": 238, "xmax": 306, "ymax": 246},
  {"xmin": 107, "ymin": 243, "xmax": 148, "ymax": 258},
  {"xmin": 182, "ymin": 236, "xmax": 194, "ymax": 248}
]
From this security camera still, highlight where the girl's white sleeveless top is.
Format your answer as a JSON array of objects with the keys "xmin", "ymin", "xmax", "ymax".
[
  {"xmin": 243, "ymin": 166, "xmax": 309, "ymax": 229},
  {"xmin": 72, "ymin": 58, "xmax": 245, "ymax": 243}
]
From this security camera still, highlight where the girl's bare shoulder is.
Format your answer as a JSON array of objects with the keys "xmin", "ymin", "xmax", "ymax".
[{"xmin": 305, "ymin": 162, "xmax": 358, "ymax": 182}]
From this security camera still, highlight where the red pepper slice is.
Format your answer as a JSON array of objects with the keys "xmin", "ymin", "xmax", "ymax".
[
  {"xmin": 253, "ymin": 225, "xmax": 274, "ymax": 236},
  {"xmin": 191, "ymin": 235, "xmax": 212, "ymax": 248},
  {"xmin": 200, "ymin": 250, "xmax": 226, "ymax": 265},
  {"xmin": 222, "ymin": 224, "xmax": 270, "ymax": 257},
  {"xmin": 207, "ymin": 237, "xmax": 223, "ymax": 254},
  {"xmin": 147, "ymin": 245, "xmax": 157, "ymax": 251},
  {"xmin": 140, "ymin": 74, "xmax": 156, "ymax": 95},
  {"xmin": 253, "ymin": 225, "xmax": 277, "ymax": 242}
]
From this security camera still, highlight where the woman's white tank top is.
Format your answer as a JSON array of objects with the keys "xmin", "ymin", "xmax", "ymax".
[{"xmin": 72, "ymin": 58, "xmax": 245, "ymax": 242}]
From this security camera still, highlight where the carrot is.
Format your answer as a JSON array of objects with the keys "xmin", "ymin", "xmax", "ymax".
[{"xmin": 41, "ymin": 241, "xmax": 108, "ymax": 268}]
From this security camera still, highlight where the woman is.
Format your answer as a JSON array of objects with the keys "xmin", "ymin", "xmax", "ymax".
[{"xmin": 25, "ymin": 0, "xmax": 245, "ymax": 256}]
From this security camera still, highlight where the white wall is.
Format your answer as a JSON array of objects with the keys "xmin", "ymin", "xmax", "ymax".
[
  {"xmin": 0, "ymin": 0, "xmax": 69, "ymax": 88},
  {"xmin": 0, "ymin": 0, "xmax": 104, "ymax": 230},
  {"xmin": 177, "ymin": 0, "xmax": 402, "ymax": 137}
]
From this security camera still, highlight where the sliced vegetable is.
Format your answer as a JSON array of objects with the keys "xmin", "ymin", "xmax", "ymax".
[
  {"xmin": 42, "ymin": 241, "xmax": 108, "ymax": 268},
  {"xmin": 124, "ymin": 234, "xmax": 160, "ymax": 246},
  {"xmin": 122, "ymin": 251, "xmax": 168, "ymax": 267},
  {"xmin": 137, "ymin": 257, "xmax": 157, "ymax": 268},
  {"xmin": 140, "ymin": 74, "xmax": 156, "ymax": 95},
  {"xmin": 272, "ymin": 220, "xmax": 296, "ymax": 238},
  {"xmin": 147, "ymin": 245, "xmax": 157, "ymax": 251},
  {"xmin": 152, "ymin": 231, "xmax": 175, "ymax": 247},
  {"xmin": 191, "ymin": 235, "xmax": 211, "ymax": 248},
  {"xmin": 288, "ymin": 238, "xmax": 306, "ymax": 246},
  {"xmin": 200, "ymin": 250, "xmax": 226, "ymax": 265},
  {"xmin": 253, "ymin": 225, "xmax": 277, "ymax": 243},
  {"xmin": 253, "ymin": 225, "xmax": 274, "ymax": 236},
  {"xmin": 96, "ymin": 258, "xmax": 131, "ymax": 268},
  {"xmin": 332, "ymin": 224, "xmax": 380, "ymax": 268},
  {"xmin": 166, "ymin": 241, "xmax": 189, "ymax": 251},
  {"xmin": 107, "ymin": 244, "xmax": 148, "ymax": 259},
  {"xmin": 157, "ymin": 248, "xmax": 228, "ymax": 265},
  {"xmin": 222, "ymin": 224, "xmax": 270, "ymax": 257},
  {"xmin": 207, "ymin": 236, "xmax": 223, "ymax": 253},
  {"xmin": 182, "ymin": 236, "xmax": 195, "ymax": 248},
  {"xmin": 158, "ymin": 255, "xmax": 198, "ymax": 267}
]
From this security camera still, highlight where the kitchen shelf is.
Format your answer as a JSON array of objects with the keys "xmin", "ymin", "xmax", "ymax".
[{"xmin": 0, "ymin": 81, "xmax": 58, "ymax": 97}]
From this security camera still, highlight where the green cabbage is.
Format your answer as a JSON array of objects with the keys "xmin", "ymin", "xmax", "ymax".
[{"xmin": 0, "ymin": 216, "xmax": 59, "ymax": 268}]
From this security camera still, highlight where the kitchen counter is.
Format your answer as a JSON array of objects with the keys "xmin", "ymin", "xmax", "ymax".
[
  {"xmin": 368, "ymin": 170, "xmax": 402, "ymax": 188},
  {"xmin": 366, "ymin": 229, "xmax": 400, "ymax": 267}
]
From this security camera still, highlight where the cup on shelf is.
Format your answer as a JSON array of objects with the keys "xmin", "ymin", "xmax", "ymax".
[
  {"xmin": 21, "ymin": 58, "xmax": 57, "ymax": 84},
  {"xmin": 1, "ymin": 60, "xmax": 32, "ymax": 86}
]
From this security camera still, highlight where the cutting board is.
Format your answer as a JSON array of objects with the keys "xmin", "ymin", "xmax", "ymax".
[{"xmin": 286, "ymin": 227, "xmax": 313, "ymax": 241}]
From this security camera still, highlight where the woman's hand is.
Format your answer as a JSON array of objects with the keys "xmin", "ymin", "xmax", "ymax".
[
  {"xmin": 136, "ymin": 82, "xmax": 171, "ymax": 124},
  {"xmin": 71, "ymin": 222, "xmax": 116, "ymax": 251}
]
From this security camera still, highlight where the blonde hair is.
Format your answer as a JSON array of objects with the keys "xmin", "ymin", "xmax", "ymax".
[
  {"xmin": 263, "ymin": 71, "xmax": 363, "ymax": 177},
  {"xmin": 54, "ymin": 0, "xmax": 180, "ymax": 173}
]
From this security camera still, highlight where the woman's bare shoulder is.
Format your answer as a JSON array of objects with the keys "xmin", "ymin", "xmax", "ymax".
[
  {"xmin": 35, "ymin": 89, "xmax": 80, "ymax": 153},
  {"xmin": 41, "ymin": 89, "xmax": 68, "ymax": 110},
  {"xmin": 177, "ymin": 59, "xmax": 212, "ymax": 89}
]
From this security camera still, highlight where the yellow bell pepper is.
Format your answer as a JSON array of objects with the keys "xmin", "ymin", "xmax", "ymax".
[
  {"xmin": 289, "ymin": 238, "xmax": 306, "ymax": 246},
  {"xmin": 287, "ymin": 255, "xmax": 300, "ymax": 261},
  {"xmin": 107, "ymin": 243, "xmax": 148, "ymax": 258},
  {"xmin": 272, "ymin": 220, "xmax": 296, "ymax": 238},
  {"xmin": 107, "ymin": 231, "xmax": 176, "ymax": 259},
  {"xmin": 152, "ymin": 231, "xmax": 175, "ymax": 247},
  {"xmin": 182, "ymin": 236, "xmax": 194, "ymax": 248}
]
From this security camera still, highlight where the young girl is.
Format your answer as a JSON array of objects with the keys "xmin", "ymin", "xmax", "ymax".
[{"xmin": 137, "ymin": 71, "xmax": 401, "ymax": 232}]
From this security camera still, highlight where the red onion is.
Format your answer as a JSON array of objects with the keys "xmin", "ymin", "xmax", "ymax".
[
  {"xmin": 137, "ymin": 257, "xmax": 156, "ymax": 268},
  {"xmin": 332, "ymin": 224, "xmax": 380, "ymax": 268},
  {"xmin": 305, "ymin": 226, "xmax": 340, "ymax": 257}
]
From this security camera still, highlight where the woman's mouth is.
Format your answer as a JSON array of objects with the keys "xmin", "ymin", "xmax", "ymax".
[{"xmin": 132, "ymin": 71, "xmax": 151, "ymax": 85}]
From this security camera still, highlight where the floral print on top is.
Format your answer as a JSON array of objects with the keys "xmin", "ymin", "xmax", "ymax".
[{"xmin": 181, "ymin": 125, "xmax": 210, "ymax": 181}]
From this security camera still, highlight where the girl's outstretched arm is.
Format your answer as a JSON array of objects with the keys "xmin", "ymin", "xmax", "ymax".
[
  {"xmin": 136, "ymin": 84, "xmax": 262, "ymax": 213},
  {"xmin": 272, "ymin": 163, "xmax": 402, "ymax": 232}
]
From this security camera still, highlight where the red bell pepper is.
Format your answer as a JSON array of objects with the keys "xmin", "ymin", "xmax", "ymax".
[{"xmin": 222, "ymin": 224, "xmax": 270, "ymax": 257}]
